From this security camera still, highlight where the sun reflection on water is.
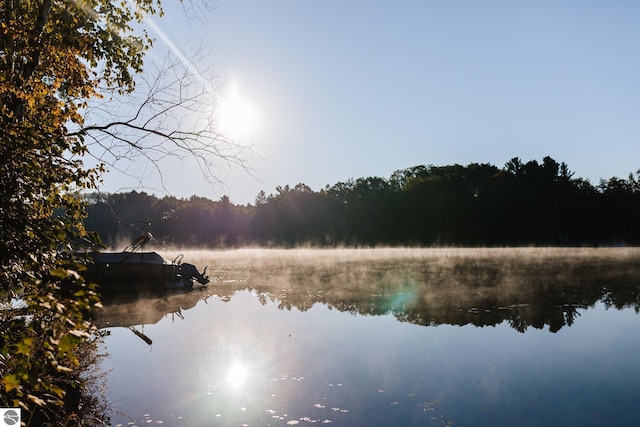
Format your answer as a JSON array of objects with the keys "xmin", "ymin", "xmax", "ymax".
[{"xmin": 227, "ymin": 360, "xmax": 250, "ymax": 389}]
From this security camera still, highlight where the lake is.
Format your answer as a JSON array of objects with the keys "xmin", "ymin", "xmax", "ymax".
[{"xmin": 96, "ymin": 248, "xmax": 640, "ymax": 426}]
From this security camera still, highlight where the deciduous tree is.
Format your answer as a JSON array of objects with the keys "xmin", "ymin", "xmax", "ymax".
[{"xmin": 0, "ymin": 0, "xmax": 228, "ymax": 422}]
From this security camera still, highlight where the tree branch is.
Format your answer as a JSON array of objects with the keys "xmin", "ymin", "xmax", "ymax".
[{"xmin": 70, "ymin": 47, "xmax": 262, "ymax": 192}]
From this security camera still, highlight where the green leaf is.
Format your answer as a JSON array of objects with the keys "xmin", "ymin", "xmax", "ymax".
[
  {"xmin": 58, "ymin": 334, "xmax": 79, "ymax": 353},
  {"xmin": 16, "ymin": 337, "xmax": 34, "ymax": 355}
]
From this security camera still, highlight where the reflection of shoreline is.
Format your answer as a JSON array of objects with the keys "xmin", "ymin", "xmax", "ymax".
[
  {"xmin": 202, "ymin": 248, "xmax": 640, "ymax": 333},
  {"xmin": 94, "ymin": 248, "xmax": 640, "ymax": 334}
]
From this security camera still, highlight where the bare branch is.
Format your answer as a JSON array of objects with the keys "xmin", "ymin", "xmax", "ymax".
[{"xmin": 71, "ymin": 46, "xmax": 261, "ymax": 193}]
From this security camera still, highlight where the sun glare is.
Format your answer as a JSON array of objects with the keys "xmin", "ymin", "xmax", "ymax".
[
  {"xmin": 216, "ymin": 81, "xmax": 261, "ymax": 141},
  {"xmin": 227, "ymin": 360, "xmax": 250, "ymax": 389}
]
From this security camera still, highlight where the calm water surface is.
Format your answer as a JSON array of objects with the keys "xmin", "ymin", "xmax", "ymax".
[{"xmin": 96, "ymin": 248, "xmax": 640, "ymax": 426}]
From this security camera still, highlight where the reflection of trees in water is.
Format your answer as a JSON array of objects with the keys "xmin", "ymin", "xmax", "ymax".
[
  {"xmin": 205, "ymin": 249, "xmax": 640, "ymax": 333},
  {"xmin": 96, "ymin": 249, "xmax": 640, "ymax": 334}
]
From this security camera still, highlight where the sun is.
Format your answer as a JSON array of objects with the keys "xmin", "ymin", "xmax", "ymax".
[{"xmin": 216, "ymin": 80, "xmax": 261, "ymax": 141}]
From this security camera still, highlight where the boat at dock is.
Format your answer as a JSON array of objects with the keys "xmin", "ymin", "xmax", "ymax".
[{"xmin": 81, "ymin": 233, "xmax": 209, "ymax": 289}]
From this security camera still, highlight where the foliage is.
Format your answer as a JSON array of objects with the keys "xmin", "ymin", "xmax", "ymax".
[
  {"xmin": 86, "ymin": 156, "xmax": 640, "ymax": 249},
  {"xmin": 0, "ymin": 0, "xmax": 162, "ymax": 422}
]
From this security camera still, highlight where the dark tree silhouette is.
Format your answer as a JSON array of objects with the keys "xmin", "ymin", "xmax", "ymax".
[{"xmin": 85, "ymin": 157, "xmax": 640, "ymax": 248}]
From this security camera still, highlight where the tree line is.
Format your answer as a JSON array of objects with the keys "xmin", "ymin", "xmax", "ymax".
[{"xmin": 85, "ymin": 156, "xmax": 640, "ymax": 248}]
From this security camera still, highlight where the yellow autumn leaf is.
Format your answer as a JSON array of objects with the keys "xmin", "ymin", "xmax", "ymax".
[{"xmin": 2, "ymin": 374, "xmax": 20, "ymax": 392}]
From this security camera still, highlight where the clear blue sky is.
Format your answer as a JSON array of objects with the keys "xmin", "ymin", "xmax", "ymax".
[{"xmin": 99, "ymin": 1, "xmax": 640, "ymax": 204}]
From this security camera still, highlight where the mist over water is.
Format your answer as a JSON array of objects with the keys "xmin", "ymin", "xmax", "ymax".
[
  {"xmin": 97, "ymin": 248, "xmax": 640, "ymax": 426},
  {"xmin": 155, "ymin": 247, "xmax": 640, "ymax": 331}
]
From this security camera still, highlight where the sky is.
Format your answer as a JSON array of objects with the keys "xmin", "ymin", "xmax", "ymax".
[{"xmin": 97, "ymin": 1, "xmax": 640, "ymax": 205}]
